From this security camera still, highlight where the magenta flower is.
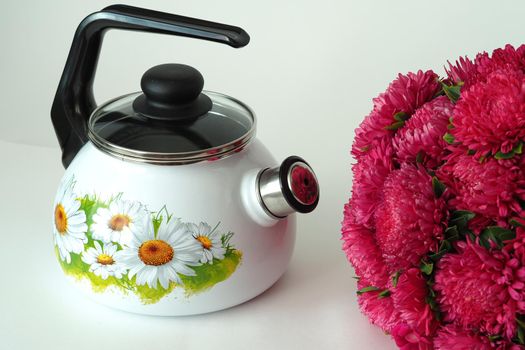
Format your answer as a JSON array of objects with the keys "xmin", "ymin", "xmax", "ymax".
[
  {"xmin": 392, "ymin": 268, "xmax": 437, "ymax": 337},
  {"xmin": 391, "ymin": 323, "xmax": 433, "ymax": 350},
  {"xmin": 357, "ymin": 278, "xmax": 400, "ymax": 333},
  {"xmin": 451, "ymin": 69, "xmax": 525, "ymax": 159},
  {"xmin": 438, "ymin": 147, "xmax": 525, "ymax": 220},
  {"xmin": 374, "ymin": 164, "xmax": 447, "ymax": 270},
  {"xmin": 434, "ymin": 241, "xmax": 517, "ymax": 339},
  {"xmin": 352, "ymin": 70, "xmax": 440, "ymax": 160},
  {"xmin": 341, "ymin": 204, "xmax": 389, "ymax": 287},
  {"xmin": 393, "ymin": 96, "xmax": 453, "ymax": 168},
  {"xmin": 343, "ymin": 45, "xmax": 525, "ymax": 350},
  {"xmin": 349, "ymin": 137, "xmax": 394, "ymax": 229},
  {"xmin": 433, "ymin": 325, "xmax": 494, "ymax": 350}
]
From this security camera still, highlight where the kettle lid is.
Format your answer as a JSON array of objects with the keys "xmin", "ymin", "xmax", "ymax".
[{"xmin": 88, "ymin": 63, "xmax": 255, "ymax": 164}]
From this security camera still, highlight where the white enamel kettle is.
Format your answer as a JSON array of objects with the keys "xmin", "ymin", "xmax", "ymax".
[{"xmin": 50, "ymin": 4, "xmax": 319, "ymax": 315}]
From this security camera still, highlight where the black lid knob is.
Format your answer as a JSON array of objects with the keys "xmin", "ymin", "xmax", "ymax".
[{"xmin": 132, "ymin": 64, "xmax": 212, "ymax": 122}]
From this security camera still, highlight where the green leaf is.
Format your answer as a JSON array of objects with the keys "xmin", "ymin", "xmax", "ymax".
[
  {"xmin": 488, "ymin": 334, "xmax": 502, "ymax": 342},
  {"xmin": 420, "ymin": 260, "xmax": 434, "ymax": 275},
  {"xmin": 432, "ymin": 177, "xmax": 446, "ymax": 198},
  {"xmin": 519, "ymin": 325, "xmax": 525, "ymax": 345},
  {"xmin": 451, "ymin": 210, "xmax": 476, "ymax": 221},
  {"xmin": 511, "ymin": 218, "xmax": 525, "ymax": 228},
  {"xmin": 356, "ymin": 286, "xmax": 380, "ymax": 295},
  {"xmin": 440, "ymin": 81, "xmax": 463, "ymax": 103},
  {"xmin": 377, "ymin": 289, "xmax": 391, "ymax": 299},
  {"xmin": 495, "ymin": 141, "xmax": 523, "ymax": 160},
  {"xmin": 480, "ymin": 226, "xmax": 515, "ymax": 249},
  {"xmin": 393, "ymin": 111, "xmax": 410, "ymax": 122},
  {"xmin": 384, "ymin": 121, "xmax": 405, "ymax": 130},
  {"xmin": 416, "ymin": 151, "xmax": 424, "ymax": 164},
  {"xmin": 443, "ymin": 133, "xmax": 455, "ymax": 144},
  {"xmin": 444, "ymin": 226, "xmax": 459, "ymax": 241},
  {"xmin": 392, "ymin": 271, "xmax": 401, "ymax": 288},
  {"xmin": 517, "ymin": 317, "xmax": 525, "ymax": 329},
  {"xmin": 495, "ymin": 150, "xmax": 516, "ymax": 160}
]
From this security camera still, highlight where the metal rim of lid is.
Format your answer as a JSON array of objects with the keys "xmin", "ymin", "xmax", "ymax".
[{"xmin": 87, "ymin": 91, "xmax": 256, "ymax": 165}]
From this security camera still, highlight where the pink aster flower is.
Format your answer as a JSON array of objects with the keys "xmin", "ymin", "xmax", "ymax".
[
  {"xmin": 392, "ymin": 268, "xmax": 437, "ymax": 337},
  {"xmin": 357, "ymin": 278, "xmax": 399, "ymax": 333},
  {"xmin": 374, "ymin": 164, "xmax": 447, "ymax": 270},
  {"xmin": 438, "ymin": 148, "xmax": 525, "ymax": 220},
  {"xmin": 476, "ymin": 45, "xmax": 525, "ymax": 82},
  {"xmin": 341, "ymin": 203, "xmax": 389, "ymax": 287},
  {"xmin": 350, "ymin": 137, "xmax": 394, "ymax": 229},
  {"xmin": 391, "ymin": 323, "xmax": 433, "ymax": 350},
  {"xmin": 352, "ymin": 93, "xmax": 397, "ymax": 160},
  {"xmin": 500, "ymin": 234, "xmax": 525, "ymax": 311},
  {"xmin": 447, "ymin": 44, "xmax": 525, "ymax": 88},
  {"xmin": 446, "ymin": 56, "xmax": 478, "ymax": 87},
  {"xmin": 386, "ymin": 70, "xmax": 441, "ymax": 116},
  {"xmin": 393, "ymin": 96, "xmax": 454, "ymax": 168},
  {"xmin": 352, "ymin": 70, "xmax": 440, "ymax": 160},
  {"xmin": 451, "ymin": 68, "xmax": 525, "ymax": 158},
  {"xmin": 434, "ymin": 241, "xmax": 517, "ymax": 339},
  {"xmin": 433, "ymin": 325, "xmax": 494, "ymax": 350}
]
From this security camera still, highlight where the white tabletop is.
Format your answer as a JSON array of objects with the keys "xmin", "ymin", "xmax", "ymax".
[{"xmin": 0, "ymin": 140, "xmax": 396, "ymax": 350}]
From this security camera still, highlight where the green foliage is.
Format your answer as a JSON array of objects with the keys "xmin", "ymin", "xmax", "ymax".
[
  {"xmin": 391, "ymin": 271, "xmax": 401, "ymax": 288},
  {"xmin": 495, "ymin": 142, "xmax": 523, "ymax": 160},
  {"xmin": 479, "ymin": 226, "xmax": 515, "ymax": 249},
  {"xmin": 393, "ymin": 111, "xmax": 409, "ymax": 122},
  {"xmin": 432, "ymin": 177, "xmax": 446, "ymax": 198},
  {"xmin": 420, "ymin": 260, "xmax": 434, "ymax": 275},
  {"xmin": 377, "ymin": 289, "xmax": 391, "ymax": 299},
  {"xmin": 356, "ymin": 286, "xmax": 380, "ymax": 295},
  {"xmin": 440, "ymin": 81, "xmax": 463, "ymax": 103},
  {"xmin": 443, "ymin": 133, "xmax": 455, "ymax": 145},
  {"xmin": 384, "ymin": 121, "xmax": 405, "ymax": 131}
]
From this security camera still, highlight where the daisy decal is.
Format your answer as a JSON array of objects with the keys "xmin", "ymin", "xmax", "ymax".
[
  {"xmin": 81, "ymin": 241, "xmax": 127, "ymax": 280},
  {"xmin": 53, "ymin": 179, "xmax": 88, "ymax": 263},
  {"xmin": 188, "ymin": 222, "xmax": 226, "ymax": 264},
  {"xmin": 91, "ymin": 199, "xmax": 148, "ymax": 247},
  {"xmin": 119, "ymin": 219, "xmax": 202, "ymax": 289}
]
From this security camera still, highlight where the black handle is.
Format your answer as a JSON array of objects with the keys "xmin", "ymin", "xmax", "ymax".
[{"xmin": 51, "ymin": 4, "xmax": 250, "ymax": 168}]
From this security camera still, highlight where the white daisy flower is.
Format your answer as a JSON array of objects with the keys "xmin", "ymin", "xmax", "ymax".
[
  {"xmin": 53, "ymin": 180, "xmax": 88, "ymax": 263},
  {"xmin": 188, "ymin": 222, "xmax": 226, "ymax": 264},
  {"xmin": 91, "ymin": 199, "xmax": 148, "ymax": 247},
  {"xmin": 81, "ymin": 241, "xmax": 127, "ymax": 280},
  {"xmin": 119, "ymin": 219, "xmax": 202, "ymax": 289}
]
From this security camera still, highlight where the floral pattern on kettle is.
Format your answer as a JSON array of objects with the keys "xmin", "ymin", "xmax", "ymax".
[{"xmin": 53, "ymin": 177, "xmax": 242, "ymax": 304}]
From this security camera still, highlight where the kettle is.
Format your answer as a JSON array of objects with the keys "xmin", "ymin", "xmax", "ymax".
[{"xmin": 51, "ymin": 4, "xmax": 319, "ymax": 315}]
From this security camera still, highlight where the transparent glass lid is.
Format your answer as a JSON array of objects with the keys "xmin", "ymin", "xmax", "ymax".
[{"xmin": 88, "ymin": 91, "xmax": 255, "ymax": 164}]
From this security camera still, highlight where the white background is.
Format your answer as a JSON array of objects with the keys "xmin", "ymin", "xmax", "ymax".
[{"xmin": 1, "ymin": 0, "xmax": 524, "ymax": 349}]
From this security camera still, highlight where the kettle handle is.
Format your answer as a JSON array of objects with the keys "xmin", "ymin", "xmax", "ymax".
[{"xmin": 51, "ymin": 4, "xmax": 250, "ymax": 168}]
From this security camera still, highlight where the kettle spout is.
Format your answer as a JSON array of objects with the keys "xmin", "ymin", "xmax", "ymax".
[{"xmin": 241, "ymin": 156, "xmax": 319, "ymax": 226}]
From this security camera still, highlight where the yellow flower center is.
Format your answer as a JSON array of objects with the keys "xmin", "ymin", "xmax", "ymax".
[
  {"xmin": 97, "ymin": 254, "xmax": 114, "ymax": 265},
  {"xmin": 196, "ymin": 236, "xmax": 212, "ymax": 250},
  {"xmin": 138, "ymin": 240, "xmax": 174, "ymax": 266},
  {"xmin": 108, "ymin": 214, "xmax": 131, "ymax": 231},
  {"xmin": 54, "ymin": 204, "xmax": 68, "ymax": 235}
]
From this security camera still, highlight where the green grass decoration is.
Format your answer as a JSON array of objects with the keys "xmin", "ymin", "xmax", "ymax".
[{"xmin": 57, "ymin": 194, "xmax": 242, "ymax": 304}]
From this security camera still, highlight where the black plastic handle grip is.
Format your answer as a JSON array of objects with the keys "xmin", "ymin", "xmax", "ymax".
[{"xmin": 51, "ymin": 4, "xmax": 250, "ymax": 168}]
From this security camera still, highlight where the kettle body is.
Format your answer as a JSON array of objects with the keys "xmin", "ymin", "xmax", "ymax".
[
  {"xmin": 51, "ymin": 5, "xmax": 318, "ymax": 315},
  {"xmin": 54, "ymin": 139, "xmax": 296, "ymax": 315}
]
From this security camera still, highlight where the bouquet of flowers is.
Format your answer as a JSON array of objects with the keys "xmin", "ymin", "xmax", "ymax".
[{"xmin": 342, "ymin": 45, "xmax": 525, "ymax": 349}]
